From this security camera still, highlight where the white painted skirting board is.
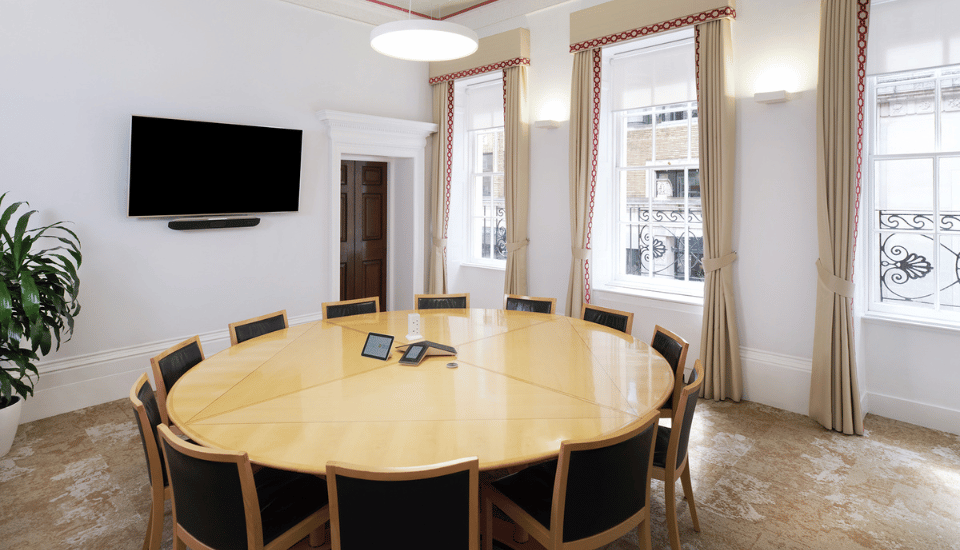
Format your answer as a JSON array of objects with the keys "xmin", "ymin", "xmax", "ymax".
[
  {"xmin": 20, "ymin": 312, "xmax": 324, "ymax": 423},
  {"xmin": 739, "ymin": 347, "xmax": 812, "ymax": 416},
  {"xmin": 867, "ymin": 392, "xmax": 960, "ymax": 437}
]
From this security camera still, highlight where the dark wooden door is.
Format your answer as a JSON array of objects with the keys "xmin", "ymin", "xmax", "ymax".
[{"xmin": 340, "ymin": 160, "xmax": 387, "ymax": 311}]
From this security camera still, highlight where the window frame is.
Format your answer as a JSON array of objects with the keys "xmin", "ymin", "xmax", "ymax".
[
  {"xmin": 595, "ymin": 30, "xmax": 704, "ymax": 300},
  {"xmin": 866, "ymin": 64, "xmax": 960, "ymax": 324},
  {"xmin": 467, "ymin": 125, "xmax": 506, "ymax": 267},
  {"xmin": 453, "ymin": 73, "xmax": 506, "ymax": 270}
]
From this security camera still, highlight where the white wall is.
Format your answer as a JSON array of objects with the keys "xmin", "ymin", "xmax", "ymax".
[
  {"xmin": 0, "ymin": 0, "xmax": 431, "ymax": 421},
  {"xmin": 7, "ymin": 0, "xmax": 958, "ymax": 436},
  {"xmin": 454, "ymin": 0, "xmax": 960, "ymax": 435}
]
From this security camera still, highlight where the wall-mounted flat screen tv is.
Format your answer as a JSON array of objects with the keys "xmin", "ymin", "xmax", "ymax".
[{"xmin": 127, "ymin": 115, "xmax": 303, "ymax": 217}]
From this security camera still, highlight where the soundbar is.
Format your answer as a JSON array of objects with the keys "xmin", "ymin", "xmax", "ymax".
[{"xmin": 167, "ymin": 217, "xmax": 261, "ymax": 230}]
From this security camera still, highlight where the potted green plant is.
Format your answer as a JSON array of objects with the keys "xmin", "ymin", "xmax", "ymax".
[{"xmin": 0, "ymin": 193, "xmax": 81, "ymax": 456}]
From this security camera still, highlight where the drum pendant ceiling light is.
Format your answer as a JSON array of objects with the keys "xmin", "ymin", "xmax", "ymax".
[{"xmin": 370, "ymin": 1, "xmax": 478, "ymax": 62}]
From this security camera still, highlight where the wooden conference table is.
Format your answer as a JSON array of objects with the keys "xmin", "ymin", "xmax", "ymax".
[{"xmin": 167, "ymin": 308, "xmax": 674, "ymax": 475}]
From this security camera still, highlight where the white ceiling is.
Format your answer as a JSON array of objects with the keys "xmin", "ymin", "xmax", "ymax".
[{"xmin": 279, "ymin": 0, "xmax": 570, "ymax": 29}]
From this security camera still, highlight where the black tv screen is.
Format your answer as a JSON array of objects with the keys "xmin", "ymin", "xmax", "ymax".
[{"xmin": 127, "ymin": 116, "xmax": 302, "ymax": 217}]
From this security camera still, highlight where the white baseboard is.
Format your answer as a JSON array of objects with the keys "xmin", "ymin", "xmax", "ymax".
[
  {"xmin": 739, "ymin": 347, "xmax": 811, "ymax": 416},
  {"xmin": 20, "ymin": 312, "xmax": 324, "ymax": 423},
  {"xmin": 867, "ymin": 392, "xmax": 960, "ymax": 437}
]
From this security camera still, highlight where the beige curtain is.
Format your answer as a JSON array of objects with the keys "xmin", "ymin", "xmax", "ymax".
[
  {"xmin": 566, "ymin": 49, "xmax": 600, "ymax": 316},
  {"xmin": 810, "ymin": 0, "xmax": 869, "ymax": 435},
  {"xmin": 428, "ymin": 81, "xmax": 453, "ymax": 294},
  {"xmin": 696, "ymin": 19, "xmax": 742, "ymax": 402},
  {"xmin": 504, "ymin": 65, "xmax": 531, "ymax": 295}
]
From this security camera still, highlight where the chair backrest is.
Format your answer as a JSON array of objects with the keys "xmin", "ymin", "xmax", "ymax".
[
  {"xmin": 650, "ymin": 325, "xmax": 689, "ymax": 410},
  {"xmin": 150, "ymin": 336, "xmax": 204, "ymax": 425},
  {"xmin": 552, "ymin": 409, "xmax": 659, "ymax": 547},
  {"xmin": 415, "ymin": 293, "xmax": 470, "ymax": 310},
  {"xmin": 504, "ymin": 294, "xmax": 557, "ymax": 314},
  {"xmin": 580, "ymin": 304, "xmax": 634, "ymax": 335},
  {"xmin": 326, "ymin": 457, "xmax": 479, "ymax": 550},
  {"xmin": 130, "ymin": 373, "xmax": 167, "ymax": 490},
  {"xmin": 158, "ymin": 423, "xmax": 261, "ymax": 550},
  {"xmin": 323, "ymin": 297, "xmax": 380, "ymax": 320},
  {"xmin": 669, "ymin": 359, "xmax": 704, "ymax": 471},
  {"xmin": 229, "ymin": 310, "xmax": 288, "ymax": 346}
]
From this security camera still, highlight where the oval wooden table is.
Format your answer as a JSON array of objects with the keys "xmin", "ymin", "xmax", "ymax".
[{"xmin": 166, "ymin": 308, "xmax": 674, "ymax": 475}]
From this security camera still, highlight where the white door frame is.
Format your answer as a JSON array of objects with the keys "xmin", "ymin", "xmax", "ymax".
[{"xmin": 316, "ymin": 110, "xmax": 437, "ymax": 311}]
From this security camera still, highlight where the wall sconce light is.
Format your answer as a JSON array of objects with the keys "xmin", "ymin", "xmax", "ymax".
[
  {"xmin": 754, "ymin": 90, "xmax": 791, "ymax": 104},
  {"xmin": 534, "ymin": 120, "xmax": 561, "ymax": 129}
]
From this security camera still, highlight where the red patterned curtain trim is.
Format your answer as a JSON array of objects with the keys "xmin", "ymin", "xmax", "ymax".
[
  {"xmin": 569, "ymin": 6, "xmax": 736, "ymax": 53},
  {"xmin": 583, "ymin": 48, "xmax": 602, "ymax": 304},
  {"xmin": 429, "ymin": 58, "xmax": 530, "ymax": 85},
  {"xmin": 443, "ymin": 84, "xmax": 454, "ymax": 259},
  {"xmin": 851, "ymin": 0, "xmax": 870, "ymax": 276}
]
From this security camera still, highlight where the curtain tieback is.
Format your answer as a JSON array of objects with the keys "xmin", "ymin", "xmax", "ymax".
[
  {"xmin": 703, "ymin": 252, "xmax": 737, "ymax": 273},
  {"xmin": 816, "ymin": 259, "xmax": 855, "ymax": 298},
  {"xmin": 572, "ymin": 247, "xmax": 591, "ymax": 261},
  {"xmin": 507, "ymin": 239, "xmax": 529, "ymax": 252},
  {"xmin": 433, "ymin": 237, "xmax": 447, "ymax": 248}
]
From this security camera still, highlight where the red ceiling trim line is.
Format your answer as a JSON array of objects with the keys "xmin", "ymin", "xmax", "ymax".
[
  {"xmin": 439, "ymin": 0, "xmax": 501, "ymax": 20},
  {"xmin": 428, "ymin": 57, "xmax": 530, "ymax": 85},
  {"xmin": 569, "ymin": 6, "xmax": 736, "ymax": 53},
  {"xmin": 364, "ymin": 0, "xmax": 434, "ymax": 20}
]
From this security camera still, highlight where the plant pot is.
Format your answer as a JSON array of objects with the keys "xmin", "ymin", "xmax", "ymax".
[{"xmin": 0, "ymin": 396, "xmax": 23, "ymax": 457}]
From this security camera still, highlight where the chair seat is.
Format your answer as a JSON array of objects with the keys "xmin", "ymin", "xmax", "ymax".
[
  {"xmin": 489, "ymin": 459, "xmax": 558, "ymax": 530},
  {"xmin": 255, "ymin": 467, "xmax": 328, "ymax": 546},
  {"xmin": 653, "ymin": 426, "xmax": 672, "ymax": 468}
]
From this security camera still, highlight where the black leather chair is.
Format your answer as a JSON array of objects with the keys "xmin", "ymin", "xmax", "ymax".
[
  {"xmin": 481, "ymin": 409, "xmax": 659, "ymax": 550},
  {"xmin": 322, "ymin": 297, "xmax": 380, "ymax": 320},
  {"xmin": 580, "ymin": 304, "xmax": 634, "ymax": 334},
  {"xmin": 415, "ymin": 293, "xmax": 470, "ymax": 310},
  {"xmin": 150, "ymin": 336, "xmax": 204, "ymax": 426},
  {"xmin": 651, "ymin": 325, "xmax": 689, "ymax": 419},
  {"xmin": 653, "ymin": 359, "xmax": 704, "ymax": 550},
  {"xmin": 326, "ymin": 457, "xmax": 479, "ymax": 550},
  {"xmin": 504, "ymin": 294, "xmax": 557, "ymax": 314},
  {"xmin": 129, "ymin": 374, "xmax": 171, "ymax": 550},
  {"xmin": 229, "ymin": 310, "xmax": 289, "ymax": 346},
  {"xmin": 158, "ymin": 424, "xmax": 329, "ymax": 550}
]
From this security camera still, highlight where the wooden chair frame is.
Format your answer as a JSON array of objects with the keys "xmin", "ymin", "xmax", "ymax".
[
  {"xmin": 652, "ymin": 359, "xmax": 704, "ymax": 550},
  {"xmin": 326, "ymin": 457, "xmax": 479, "ymax": 550},
  {"xmin": 503, "ymin": 294, "xmax": 557, "ymax": 315},
  {"xmin": 130, "ymin": 373, "xmax": 172, "ymax": 550},
  {"xmin": 414, "ymin": 293, "xmax": 471, "ymax": 310},
  {"xmin": 651, "ymin": 325, "xmax": 689, "ymax": 419},
  {"xmin": 482, "ymin": 409, "xmax": 659, "ymax": 550},
  {"xmin": 150, "ymin": 335, "xmax": 204, "ymax": 427},
  {"xmin": 579, "ymin": 304, "xmax": 634, "ymax": 335},
  {"xmin": 321, "ymin": 297, "xmax": 380, "ymax": 320},
  {"xmin": 228, "ymin": 310, "xmax": 289, "ymax": 347},
  {"xmin": 158, "ymin": 424, "xmax": 329, "ymax": 550}
]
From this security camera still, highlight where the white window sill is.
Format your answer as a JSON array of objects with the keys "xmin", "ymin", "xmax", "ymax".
[
  {"xmin": 593, "ymin": 282, "xmax": 704, "ymax": 313},
  {"xmin": 861, "ymin": 311, "xmax": 960, "ymax": 335},
  {"xmin": 458, "ymin": 261, "xmax": 505, "ymax": 272}
]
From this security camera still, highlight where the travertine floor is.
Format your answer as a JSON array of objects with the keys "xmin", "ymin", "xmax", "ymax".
[{"xmin": 1, "ymin": 398, "xmax": 958, "ymax": 549}]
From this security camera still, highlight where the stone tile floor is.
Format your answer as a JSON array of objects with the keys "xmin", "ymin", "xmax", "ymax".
[{"xmin": 1, "ymin": 398, "xmax": 958, "ymax": 549}]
